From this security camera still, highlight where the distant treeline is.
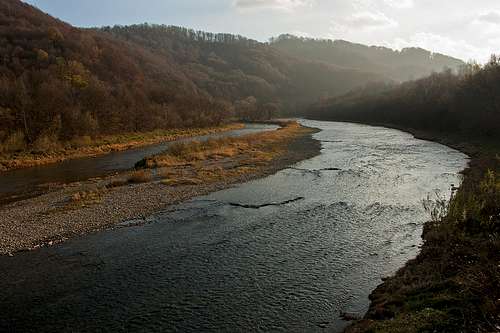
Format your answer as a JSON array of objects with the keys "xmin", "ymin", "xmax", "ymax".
[
  {"xmin": 100, "ymin": 24, "xmax": 387, "ymax": 119},
  {"xmin": 308, "ymin": 57, "xmax": 500, "ymax": 140},
  {"xmin": 270, "ymin": 34, "xmax": 464, "ymax": 82}
]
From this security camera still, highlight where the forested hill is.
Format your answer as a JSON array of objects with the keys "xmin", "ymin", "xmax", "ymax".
[
  {"xmin": 271, "ymin": 35, "xmax": 464, "ymax": 82},
  {"xmin": 0, "ymin": 0, "xmax": 213, "ymax": 151},
  {"xmin": 0, "ymin": 0, "xmax": 460, "ymax": 154},
  {"xmin": 0, "ymin": 0, "xmax": 387, "ymax": 152},
  {"xmin": 99, "ymin": 24, "xmax": 386, "ymax": 114},
  {"xmin": 307, "ymin": 59, "xmax": 500, "ymax": 141}
]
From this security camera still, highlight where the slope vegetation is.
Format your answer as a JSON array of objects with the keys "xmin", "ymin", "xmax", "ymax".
[{"xmin": 0, "ymin": 0, "xmax": 388, "ymax": 154}]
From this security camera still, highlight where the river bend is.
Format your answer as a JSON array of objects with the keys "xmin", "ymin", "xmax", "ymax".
[{"xmin": 0, "ymin": 120, "xmax": 468, "ymax": 332}]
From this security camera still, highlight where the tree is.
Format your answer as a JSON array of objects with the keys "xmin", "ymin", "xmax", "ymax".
[{"xmin": 14, "ymin": 78, "xmax": 31, "ymax": 142}]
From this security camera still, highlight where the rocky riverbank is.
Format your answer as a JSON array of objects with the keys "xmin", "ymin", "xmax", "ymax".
[{"xmin": 0, "ymin": 122, "xmax": 320, "ymax": 255}]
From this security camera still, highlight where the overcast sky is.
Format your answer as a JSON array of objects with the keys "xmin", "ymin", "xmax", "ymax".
[{"xmin": 24, "ymin": 0, "xmax": 500, "ymax": 62}]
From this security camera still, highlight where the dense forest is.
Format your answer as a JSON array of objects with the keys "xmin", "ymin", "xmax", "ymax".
[
  {"xmin": 99, "ymin": 24, "xmax": 389, "ymax": 116},
  {"xmin": 0, "ymin": 0, "xmax": 461, "ymax": 154},
  {"xmin": 307, "ymin": 57, "xmax": 500, "ymax": 141},
  {"xmin": 0, "ymin": 0, "xmax": 229, "ymax": 154},
  {"xmin": 271, "ymin": 34, "xmax": 464, "ymax": 82}
]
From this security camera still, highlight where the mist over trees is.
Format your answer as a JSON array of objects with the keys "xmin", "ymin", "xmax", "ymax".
[
  {"xmin": 101, "ymin": 24, "xmax": 391, "ymax": 116},
  {"xmin": 271, "ymin": 34, "xmax": 464, "ymax": 82},
  {"xmin": 307, "ymin": 57, "xmax": 500, "ymax": 140}
]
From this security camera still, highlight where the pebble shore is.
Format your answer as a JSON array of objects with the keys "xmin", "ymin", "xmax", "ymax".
[{"xmin": 0, "ymin": 129, "xmax": 320, "ymax": 255}]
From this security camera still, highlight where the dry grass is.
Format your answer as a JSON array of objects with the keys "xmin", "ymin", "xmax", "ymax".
[
  {"xmin": 142, "ymin": 121, "xmax": 302, "ymax": 167},
  {"xmin": 137, "ymin": 121, "xmax": 308, "ymax": 186},
  {"xmin": 160, "ymin": 178, "xmax": 203, "ymax": 186},
  {"xmin": 106, "ymin": 178, "xmax": 129, "ymax": 188},
  {"xmin": 128, "ymin": 170, "xmax": 153, "ymax": 184},
  {"xmin": 42, "ymin": 187, "xmax": 108, "ymax": 216},
  {"xmin": 0, "ymin": 123, "xmax": 244, "ymax": 172},
  {"xmin": 70, "ymin": 189, "xmax": 103, "ymax": 204}
]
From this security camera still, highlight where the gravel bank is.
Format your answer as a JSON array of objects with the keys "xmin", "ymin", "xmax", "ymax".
[{"xmin": 0, "ymin": 127, "xmax": 320, "ymax": 255}]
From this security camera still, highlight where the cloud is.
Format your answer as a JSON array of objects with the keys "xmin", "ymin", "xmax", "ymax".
[
  {"xmin": 234, "ymin": 0, "xmax": 313, "ymax": 11},
  {"xmin": 353, "ymin": 0, "xmax": 414, "ymax": 10},
  {"xmin": 343, "ymin": 11, "xmax": 398, "ymax": 29},
  {"xmin": 383, "ymin": 0, "xmax": 414, "ymax": 8},
  {"xmin": 477, "ymin": 11, "xmax": 500, "ymax": 25}
]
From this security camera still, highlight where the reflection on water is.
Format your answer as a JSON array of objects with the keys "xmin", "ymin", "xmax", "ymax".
[{"xmin": 0, "ymin": 120, "xmax": 468, "ymax": 332}]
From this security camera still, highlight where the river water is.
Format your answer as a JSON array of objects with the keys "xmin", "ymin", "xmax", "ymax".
[
  {"xmin": 0, "ymin": 120, "xmax": 468, "ymax": 332},
  {"xmin": 0, "ymin": 123, "xmax": 278, "ymax": 204}
]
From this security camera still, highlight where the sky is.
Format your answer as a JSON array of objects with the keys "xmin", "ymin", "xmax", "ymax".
[{"xmin": 24, "ymin": 0, "xmax": 500, "ymax": 63}]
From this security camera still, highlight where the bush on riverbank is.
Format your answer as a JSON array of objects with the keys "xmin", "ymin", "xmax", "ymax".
[{"xmin": 348, "ymin": 153, "xmax": 500, "ymax": 333}]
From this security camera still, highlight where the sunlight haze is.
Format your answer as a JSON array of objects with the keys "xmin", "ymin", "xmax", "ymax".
[{"xmin": 24, "ymin": 0, "xmax": 500, "ymax": 62}]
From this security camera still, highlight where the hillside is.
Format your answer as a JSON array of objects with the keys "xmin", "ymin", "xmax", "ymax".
[
  {"xmin": 99, "ymin": 24, "xmax": 387, "ymax": 113},
  {"xmin": 0, "ymin": 0, "xmax": 389, "ymax": 154},
  {"xmin": 271, "ymin": 35, "xmax": 465, "ymax": 82},
  {"xmin": 0, "ymin": 0, "xmax": 220, "ymax": 153},
  {"xmin": 0, "ymin": 0, "xmax": 461, "ymax": 155}
]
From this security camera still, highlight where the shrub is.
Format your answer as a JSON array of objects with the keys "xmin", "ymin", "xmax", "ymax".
[
  {"xmin": 446, "ymin": 169, "xmax": 500, "ymax": 234},
  {"xmin": 167, "ymin": 141, "xmax": 200, "ymax": 157},
  {"xmin": 422, "ymin": 191, "xmax": 452, "ymax": 223}
]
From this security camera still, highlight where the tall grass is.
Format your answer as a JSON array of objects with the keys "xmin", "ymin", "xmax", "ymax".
[{"xmin": 128, "ymin": 170, "xmax": 152, "ymax": 183}]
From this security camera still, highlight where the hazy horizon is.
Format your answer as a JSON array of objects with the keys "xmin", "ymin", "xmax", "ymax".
[{"xmin": 23, "ymin": 0, "xmax": 500, "ymax": 63}]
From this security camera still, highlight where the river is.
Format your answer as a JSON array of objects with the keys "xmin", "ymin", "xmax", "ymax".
[
  {"xmin": 0, "ymin": 123, "xmax": 278, "ymax": 205},
  {"xmin": 0, "ymin": 120, "xmax": 468, "ymax": 332}
]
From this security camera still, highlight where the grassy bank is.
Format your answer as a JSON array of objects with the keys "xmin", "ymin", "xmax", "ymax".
[
  {"xmin": 346, "ymin": 130, "xmax": 500, "ymax": 333},
  {"xmin": 0, "ymin": 123, "xmax": 244, "ymax": 172},
  {"xmin": 135, "ymin": 121, "xmax": 310, "ymax": 186},
  {"xmin": 0, "ymin": 121, "xmax": 320, "ymax": 255}
]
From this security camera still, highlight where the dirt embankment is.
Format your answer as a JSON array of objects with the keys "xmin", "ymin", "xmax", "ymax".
[{"xmin": 0, "ymin": 122, "xmax": 320, "ymax": 256}]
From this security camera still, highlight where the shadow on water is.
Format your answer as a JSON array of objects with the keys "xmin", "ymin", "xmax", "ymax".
[{"xmin": 0, "ymin": 120, "xmax": 469, "ymax": 332}]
